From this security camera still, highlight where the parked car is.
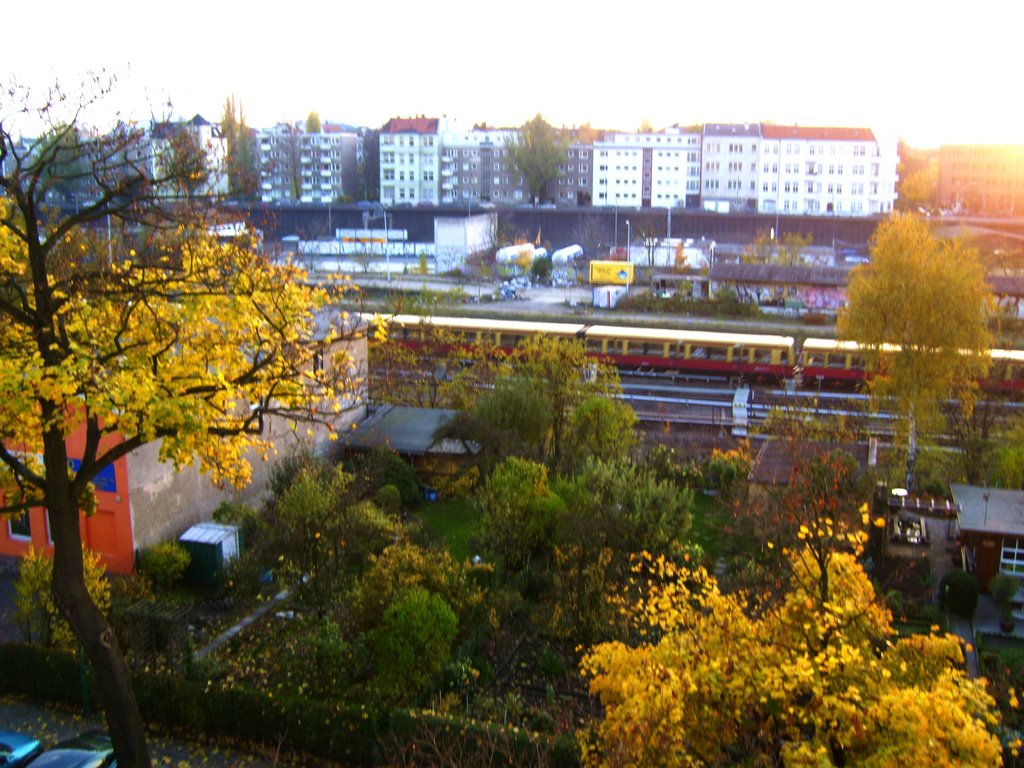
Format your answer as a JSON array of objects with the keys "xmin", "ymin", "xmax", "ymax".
[
  {"xmin": 25, "ymin": 731, "xmax": 115, "ymax": 768},
  {"xmin": 0, "ymin": 730, "xmax": 44, "ymax": 768}
]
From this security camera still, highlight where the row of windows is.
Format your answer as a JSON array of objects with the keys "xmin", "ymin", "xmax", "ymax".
[{"xmin": 381, "ymin": 135, "xmax": 436, "ymax": 147}]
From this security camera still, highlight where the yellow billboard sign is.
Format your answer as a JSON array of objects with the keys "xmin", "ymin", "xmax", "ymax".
[{"xmin": 589, "ymin": 260, "xmax": 634, "ymax": 285}]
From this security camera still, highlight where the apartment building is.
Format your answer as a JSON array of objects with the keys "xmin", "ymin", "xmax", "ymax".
[
  {"xmin": 592, "ymin": 126, "xmax": 701, "ymax": 208},
  {"xmin": 258, "ymin": 122, "xmax": 360, "ymax": 204},
  {"xmin": 757, "ymin": 126, "xmax": 897, "ymax": 217},
  {"xmin": 379, "ymin": 116, "xmax": 442, "ymax": 205},
  {"xmin": 149, "ymin": 114, "xmax": 228, "ymax": 196},
  {"xmin": 439, "ymin": 126, "xmax": 526, "ymax": 204},
  {"xmin": 700, "ymin": 124, "xmax": 761, "ymax": 212},
  {"xmin": 938, "ymin": 144, "xmax": 1024, "ymax": 216},
  {"xmin": 372, "ymin": 115, "xmax": 896, "ymax": 217}
]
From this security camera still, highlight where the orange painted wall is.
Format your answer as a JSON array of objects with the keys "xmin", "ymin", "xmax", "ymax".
[{"xmin": 0, "ymin": 428, "xmax": 135, "ymax": 574}]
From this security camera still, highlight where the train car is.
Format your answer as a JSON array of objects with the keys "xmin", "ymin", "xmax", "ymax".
[
  {"xmin": 800, "ymin": 338, "xmax": 874, "ymax": 383},
  {"xmin": 372, "ymin": 314, "xmax": 588, "ymax": 349},
  {"xmin": 982, "ymin": 348, "xmax": 1024, "ymax": 392},
  {"xmin": 802, "ymin": 337, "xmax": 1024, "ymax": 391},
  {"xmin": 582, "ymin": 325, "xmax": 795, "ymax": 378}
]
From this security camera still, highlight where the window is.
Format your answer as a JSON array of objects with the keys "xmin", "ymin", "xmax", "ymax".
[
  {"xmin": 8, "ymin": 511, "xmax": 30, "ymax": 540},
  {"xmin": 1002, "ymin": 539, "xmax": 1024, "ymax": 576},
  {"xmin": 383, "ymin": 169, "xmax": 394, "ymax": 181}
]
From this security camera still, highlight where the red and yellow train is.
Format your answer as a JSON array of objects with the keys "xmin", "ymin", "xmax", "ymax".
[{"xmin": 372, "ymin": 314, "xmax": 1024, "ymax": 391}]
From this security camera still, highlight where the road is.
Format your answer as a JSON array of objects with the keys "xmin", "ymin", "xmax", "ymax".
[{"xmin": 348, "ymin": 274, "xmax": 822, "ymax": 336}]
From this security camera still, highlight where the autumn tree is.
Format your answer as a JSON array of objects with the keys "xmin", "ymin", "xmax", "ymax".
[
  {"xmin": 505, "ymin": 114, "xmax": 566, "ymax": 205},
  {"xmin": 305, "ymin": 111, "xmax": 322, "ymax": 134},
  {"xmin": 220, "ymin": 95, "xmax": 258, "ymax": 199},
  {"xmin": 838, "ymin": 213, "xmax": 994, "ymax": 488},
  {"xmin": 0, "ymin": 80, "xmax": 357, "ymax": 767},
  {"xmin": 551, "ymin": 459, "xmax": 692, "ymax": 642},
  {"xmin": 895, "ymin": 141, "xmax": 938, "ymax": 211},
  {"xmin": 582, "ymin": 544, "xmax": 1002, "ymax": 766},
  {"xmin": 444, "ymin": 335, "xmax": 631, "ymax": 472}
]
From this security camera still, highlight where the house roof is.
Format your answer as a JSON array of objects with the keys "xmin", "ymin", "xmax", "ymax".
[
  {"xmin": 749, "ymin": 440, "xmax": 874, "ymax": 485},
  {"xmin": 342, "ymin": 405, "xmax": 459, "ymax": 456},
  {"xmin": 710, "ymin": 262, "xmax": 851, "ymax": 287},
  {"xmin": 988, "ymin": 275, "xmax": 1024, "ymax": 298},
  {"xmin": 761, "ymin": 125, "xmax": 876, "ymax": 142},
  {"xmin": 952, "ymin": 484, "xmax": 1024, "ymax": 537},
  {"xmin": 703, "ymin": 123, "xmax": 761, "ymax": 137},
  {"xmin": 382, "ymin": 117, "xmax": 440, "ymax": 134}
]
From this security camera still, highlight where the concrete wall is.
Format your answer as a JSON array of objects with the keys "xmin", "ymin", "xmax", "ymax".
[{"xmin": 128, "ymin": 329, "xmax": 368, "ymax": 549}]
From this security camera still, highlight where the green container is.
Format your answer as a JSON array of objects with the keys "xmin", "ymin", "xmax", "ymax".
[{"xmin": 178, "ymin": 523, "xmax": 242, "ymax": 587}]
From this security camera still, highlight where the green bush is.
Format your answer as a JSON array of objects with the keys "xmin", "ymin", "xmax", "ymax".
[
  {"xmin": 374, "ymin": 484, "xmax": 403, "ymax": 516},
  {"xmin": 138, "ymin": 541, "xmax": 192, "ymax": 591},
  {"xmin": 374, "ymin": 587, "xmax": 458, "ymax": 706},
  {"xmin": 939, "ymin": 570, "xmax": 979, "ymax": 619},
  {"xmin": 349, "ymin": 447, "xmax": 421, "ymax": 506}
]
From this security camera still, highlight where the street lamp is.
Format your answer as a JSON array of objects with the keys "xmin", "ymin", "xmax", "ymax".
[{"xmin": 625, "ymin": 219, "xmax": 631, "ymax": 263}]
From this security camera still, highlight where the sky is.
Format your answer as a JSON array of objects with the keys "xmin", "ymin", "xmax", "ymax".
[{"xmin": 4, "ymin": 0, "xmax": 1019, "ymax": 148}]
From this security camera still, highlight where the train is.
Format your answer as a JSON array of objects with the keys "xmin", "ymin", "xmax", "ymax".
[{"xmin": 369, "ymin": 313, "xmax": 1024, "ymax": 391}]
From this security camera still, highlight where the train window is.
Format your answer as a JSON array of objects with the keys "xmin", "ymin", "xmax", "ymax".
[
  {"xmin": 586, "ymin": 338, "xmax": 605, "ymax": 354},
  {"xmin": 804, "ymin": 352, "xmax": 825, "ymax": 368},
  {"xmin": 752, "ymin": 348, "xmax": 773, "ymax": 364},
  {"xmin": 706, "ymin": 345, "xmax": 728, "ymax": 361}
]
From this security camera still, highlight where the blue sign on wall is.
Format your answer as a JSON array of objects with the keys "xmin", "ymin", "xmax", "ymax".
[{"xmin": 68, "ymin": 459, "xmax": 118, "ymax": 493}]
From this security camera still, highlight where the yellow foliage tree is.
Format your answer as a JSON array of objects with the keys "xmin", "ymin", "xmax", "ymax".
[
  {"xmin": 0, "ymin": 82, "xmax": 357, "ymax": 766},
  {"xmin": 838, "ymin": 213, "xmax": 994, "ymax": 487},
  {"xmin": 582, "ymin": 544, "xmax": 1002, "ymax": 767},
  {"xmin": 15, "ymin": 545, "xmax": 110, "ymax": 649}
]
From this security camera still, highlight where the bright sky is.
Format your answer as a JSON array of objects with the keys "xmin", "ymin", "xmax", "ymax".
[{"xmin": 5, "ymin": 0, "xmax": 1018, "ymax": 148}]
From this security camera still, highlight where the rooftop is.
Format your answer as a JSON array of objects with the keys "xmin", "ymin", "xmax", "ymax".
[
  {"xmin": 710, "ymin": 262, "xmax": 851, "ymax": 287},
  {"xmin": 952, "ymin": 484, "xmax": 1024, "ymax": 537},
  {"xmin": 341, "ymin": 405, "xmax": 462, "ymax": 456},
  {"xmin": 761, "ymin": 125, "xmax": 876, "ymax": 142},
  {"xmin": 383, "ymin": 117, "xmax": 440, "ymax": 135}
]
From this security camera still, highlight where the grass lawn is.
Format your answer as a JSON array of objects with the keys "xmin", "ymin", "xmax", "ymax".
[
  {"xmin": 687, "ymin": 491, "xmax": 731, "ymax": 564},
  {"xmin": 415, "ymin": 497, "xmax": 480, "ymax": 561}
]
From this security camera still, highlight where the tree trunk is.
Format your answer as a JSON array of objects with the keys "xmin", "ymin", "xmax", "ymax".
[{"xmin": 45, "ymin": 433, "xmax": 151, "ymax": 767}]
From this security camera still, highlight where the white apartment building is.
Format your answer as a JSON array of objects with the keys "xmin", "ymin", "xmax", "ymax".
[
  {"xmin": 258, "ymin": 123, "xmax": 360, "ymax": 204},
  {"xmin": 757, "ymin": 126, "xmax": 897, "ymax": 217},
  {"xmin": 379, "ymin": 117, "xmax": 442, "ymax": 205},
  {"xmin": 700, "ymin": 124, "xmax": 762, "ymax": 213},
  {"xmin": 592, "ymin": 126, "xmax": 701, "ymax": 208},
  {"xmin": 150, "ymin": 114, "xmax": 228, "ymax": 197}
]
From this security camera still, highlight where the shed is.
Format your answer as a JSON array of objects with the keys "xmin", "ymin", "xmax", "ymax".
[{"xmin": 179, "ymin": 522, "xmax": 242, "ymax": 587}]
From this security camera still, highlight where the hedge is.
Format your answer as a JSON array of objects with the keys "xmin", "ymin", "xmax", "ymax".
[{"xmin": 0, "ymin": 642, "xmax": 580, "ymax": 766}]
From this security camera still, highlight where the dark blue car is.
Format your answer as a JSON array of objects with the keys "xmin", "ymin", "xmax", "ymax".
[{"xmin": 0, "ymin": 730, "xmax": 44, "ymax": 768}]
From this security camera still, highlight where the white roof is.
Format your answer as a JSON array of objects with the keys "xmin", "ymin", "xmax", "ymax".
[
  {"xmin": 585, "ymin": 325, "xmax": 794, "ymax": 348},
  {"xmin": 179, "ymin": 522, "xmax": 240, "ymax": 545}
]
